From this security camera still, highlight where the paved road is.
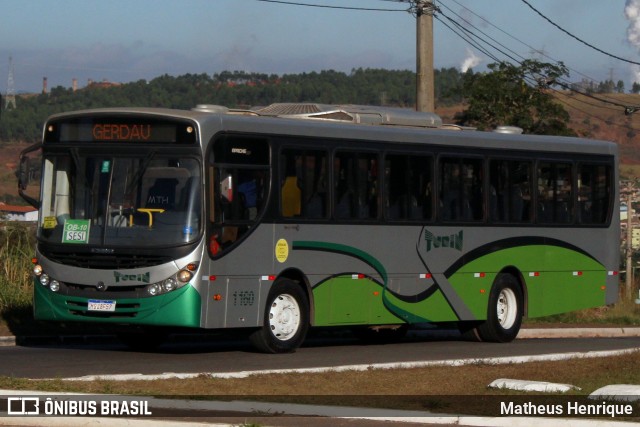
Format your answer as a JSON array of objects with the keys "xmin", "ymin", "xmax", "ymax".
[{"xmin": 0, "ymin": 329, "xmax": 639, "ymax": 379}]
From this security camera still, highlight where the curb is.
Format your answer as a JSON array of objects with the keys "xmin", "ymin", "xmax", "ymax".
[{"xmin": 518, "ymin": 327, "xmax": 640, "ymax": 339}]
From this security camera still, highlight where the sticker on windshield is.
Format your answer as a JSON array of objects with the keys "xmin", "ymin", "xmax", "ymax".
[
  {"xmin": 62, "ymin": 219, "xmax": 91, "ymax": 244},
  {"xmin": 42, "ymin": 216, "xmax": 57, "ymax": 229},
  {"xmin": 101, "ymin": 160, "xmax": 111, "ymax": 173}
]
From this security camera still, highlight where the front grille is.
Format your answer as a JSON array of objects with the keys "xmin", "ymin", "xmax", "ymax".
[
  {"xmin": 40, "ymin": 250, "xmax": 172, "ymax": 269},
  {"xmin": 63, "ymin": 282, "xmax": 149, "ymax": 299}
]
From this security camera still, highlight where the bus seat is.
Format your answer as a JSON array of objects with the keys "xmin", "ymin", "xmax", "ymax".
[
  {"xmin": 281, "ymin": 176, "xmax": 301, "ymax": 217},
  {"xmin": 305, "ymin": 193, "xmax": 324, "ymax": 218},
  {"xmin": 335, "ymin": 192, "xmax": 352, "ymax": 218}
]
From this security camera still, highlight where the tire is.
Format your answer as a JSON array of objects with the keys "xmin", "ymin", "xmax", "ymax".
[
  {"xmin": 477, "ymin": 273, "xmax": 523, "ymax": 343},
  {"xmin": 249, "ymin": 279, "xmax": 309, "ymax": 353}
]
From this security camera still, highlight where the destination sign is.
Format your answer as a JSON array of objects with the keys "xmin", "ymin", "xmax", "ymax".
[
  {"xmin": 92, "ymin": 124, "xmax": 153, "ymax": 141},
  {"xmin": 45, "ymin": 117, "xmax": 197, "ymax": 144}
]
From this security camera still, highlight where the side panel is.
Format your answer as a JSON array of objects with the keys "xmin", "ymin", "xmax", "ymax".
[{"xmin": 262, "ymin": 224, "xmax": 615, "ymax": 326}]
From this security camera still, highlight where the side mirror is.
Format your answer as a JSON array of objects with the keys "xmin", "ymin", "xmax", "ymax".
[
  {"xmin": 18, "ymin": 156, "xmax": 30, "ymax": 191},
  {"xmin": 17, "ymin": 143, "xmax": 42, "ymax": 208}
]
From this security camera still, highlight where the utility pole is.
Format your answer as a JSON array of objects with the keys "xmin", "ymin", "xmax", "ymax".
[
  {"xmin": 627, "ymin": 192, "xmax": 634, "ymax": 300},
  {"xmin": 5, "ymin": 56, "xmax": 16, "ymax": 110},
  {"xmin": 415, "ymin": 0, "xmax": 435, "ymax": 112}
]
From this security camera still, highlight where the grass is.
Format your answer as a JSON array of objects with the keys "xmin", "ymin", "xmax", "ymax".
[
  {"xmin": 526, "ymin": 297, "xmax": 640, "ymax": 326},
  {"xmin": 0, "ymin": 222, "xmax": 35, "ymax": 313},
  {"xmin": 0, "ymin": 351, "xmax": 638, "ymax": 416}
]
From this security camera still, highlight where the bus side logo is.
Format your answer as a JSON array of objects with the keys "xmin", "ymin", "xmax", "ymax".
[{"xmin": 424, "ymin": 229, "xmax": 463, "ymax": 252}]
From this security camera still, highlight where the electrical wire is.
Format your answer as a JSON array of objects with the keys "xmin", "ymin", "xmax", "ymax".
[
  {"xmin": 438, "ymin": 0, "xmax": 640, "ymax": 114},
  {"xmin": 441, "ymin": 0, "xmax": 627, "ymax": 103},
  {"xmin": 519, "ymin": 0, "xmax": 640, "ymax": 66},
  {"xmin": 254, "ymin": 0, "xmax": 408, "ymax": 12}
]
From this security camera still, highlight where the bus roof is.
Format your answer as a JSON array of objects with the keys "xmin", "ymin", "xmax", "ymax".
[{"xmin": 45, "ymin": 105, "xmax": 618, "ymax": 157}]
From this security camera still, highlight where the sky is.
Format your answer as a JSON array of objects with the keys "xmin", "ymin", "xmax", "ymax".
[{"xmin": 2, "ymin": 0, "xmax": 640, "ymax": 94}]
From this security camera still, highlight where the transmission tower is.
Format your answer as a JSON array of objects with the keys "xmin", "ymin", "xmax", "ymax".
[{"xmin": 5, "ymin": 56, "xmax": 16, "ymax": 110}]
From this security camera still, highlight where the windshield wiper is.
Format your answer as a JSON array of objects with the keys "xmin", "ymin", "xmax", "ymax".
[{"xmin": 124, "ymin": 151, "xmax": 156, "ymax": 196}]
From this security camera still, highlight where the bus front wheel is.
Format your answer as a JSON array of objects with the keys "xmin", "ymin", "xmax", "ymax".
[
  {"xmin": 477, "ymin": 273, "xmax": 523, "ymax": 343},
  {"xmin": 249, "ymin": 279, "xmax": 309, "ymax": 353}
]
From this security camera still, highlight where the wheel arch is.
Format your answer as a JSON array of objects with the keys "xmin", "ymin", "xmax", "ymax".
[{"xmin": 275, "ymin": 267, "xmax": 315, "ymax": 325}]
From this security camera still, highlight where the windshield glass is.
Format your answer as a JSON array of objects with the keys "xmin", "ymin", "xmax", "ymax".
[{"xmin": 38, "ymin": 152, "xmax": 201, "ymax": 247}]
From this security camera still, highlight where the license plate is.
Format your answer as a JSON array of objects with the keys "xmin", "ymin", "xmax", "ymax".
[{"xmin": 87, "ymin": 299, "xmax": 116, "ymax": 312}]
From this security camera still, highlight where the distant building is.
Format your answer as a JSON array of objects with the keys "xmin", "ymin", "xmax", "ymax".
[
  {"xmin": 86, "ymin": 78, "xmax": 121, "ymax": 89},
  {"xmin": 0, "ymin": 203, "xmax": 38, "ymax": 222}
]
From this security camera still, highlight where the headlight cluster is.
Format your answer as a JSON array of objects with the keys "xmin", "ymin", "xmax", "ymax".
[
  {"xmin": 33, "ymin": 263, "xmax": 62, "ymax": 292},
  {"xmin": 32, "ymin": 261, "xmax": 198, "ymax": 296},
  {"xmin": 145, "ymin": 262, "xmax": 197, "ymax": 296}
]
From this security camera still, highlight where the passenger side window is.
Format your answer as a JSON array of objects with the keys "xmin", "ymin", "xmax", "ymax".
[
  {"xmin": 334, "ymin": 151, "xmax": 378, "ymax": 220},
  {"xmin": 578, "ymin": 163, "xmax": 611, "ymax": 224},
  {"xmin": 384, "ymin": 154, "xmax": 433, "ymax": 221},
  {"xmin": 488, "ymin": 160, "xmax": 532, "ymax": 223},
  {"xmin": 280, "ymin": 148, "xmax": 328, "ymax": 219},
  {"xmin": 537, "ymin": 162, "xmax": 573, "ymax": 224},
  {"xmin": 439, "ymin": 157, "xmax": 483, "ymax": 222}
]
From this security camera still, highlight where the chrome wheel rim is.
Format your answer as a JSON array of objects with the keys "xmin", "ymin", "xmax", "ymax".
[
  {"xmin": 497, "ymin": 288, "xmax": 518, "ymax": 329},
  {"xmin": 268, "ymin": 294, "xmax": 301, "ymax": 341}
]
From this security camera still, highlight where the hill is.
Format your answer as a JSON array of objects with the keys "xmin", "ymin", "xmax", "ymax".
[{"xmin": 2, "ymin": 91, "xmax": 640, "ymax": 204}]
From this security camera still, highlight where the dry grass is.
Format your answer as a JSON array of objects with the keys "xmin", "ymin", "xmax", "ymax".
[{"xmin": 2, "ymin": 351, "xmax": 639, "ymax": 402}]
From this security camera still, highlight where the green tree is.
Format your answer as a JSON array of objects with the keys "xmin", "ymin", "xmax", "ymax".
[{"xmin": 460, "ymin": 60, "xmax": 575, "ymax": 136}]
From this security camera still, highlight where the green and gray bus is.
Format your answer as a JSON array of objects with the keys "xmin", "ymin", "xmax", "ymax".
[{"xmin": 19, "ymin": 103, "xmax": 619, "ymax": 352}]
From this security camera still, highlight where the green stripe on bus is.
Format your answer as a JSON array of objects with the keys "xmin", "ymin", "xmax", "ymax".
[{"xmin": 33, "ymin": 283, "xmax": 202, "ymax": 327}]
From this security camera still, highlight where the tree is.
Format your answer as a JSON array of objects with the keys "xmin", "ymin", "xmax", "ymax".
[{"xmin": 459, "ymin": 60, "xmax": 575, "ymax": 136}]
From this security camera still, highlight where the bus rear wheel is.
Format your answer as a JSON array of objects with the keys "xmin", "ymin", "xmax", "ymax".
[
  {"xmin": 249, "ymin": 279, "xmax": 309, "ymax": 353},
  {"xmin": 477, "ymin": 273, "xmax": 523, "ymax": 343}
]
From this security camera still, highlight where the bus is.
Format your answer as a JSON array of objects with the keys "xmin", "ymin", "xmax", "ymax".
[{"xmin": 18, "ymin": 103, "xmax": 619, "ymax": 353}]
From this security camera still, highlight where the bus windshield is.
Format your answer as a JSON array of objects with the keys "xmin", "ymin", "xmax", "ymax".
[{"xmin": 38, "ymin": 152, "xmax": 201, "ymax": 247}]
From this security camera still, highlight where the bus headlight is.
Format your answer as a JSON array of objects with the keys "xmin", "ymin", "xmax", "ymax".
[
  {"xmin": 33, "ymin": 264, "xmax": 43, "ymax": 276},
  {"xmin": 162, "ymin": 278, "xmax": 177, "ymax": 292},
  {"xmin": 177, "ymin": 269, "xmax": 193, "ymax": 283},
  {"xmin": 147, "ymin": 283, "xmax": 162, "ymax": 296},
  {"xmin": 49, "ymin": 280, "xmax": 60, "ymax": 292},
  {"xmin": 39, "ymin": 274, "xmax": 50, "ymax": 286}
]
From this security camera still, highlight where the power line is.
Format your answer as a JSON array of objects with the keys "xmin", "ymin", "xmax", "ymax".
[
  {"xmin": 519, "ymin": 0, "xmax": 640, "ymax": 66},
  {"xmin": 442, "ymin": 0, "xmax": 614, "ymax": 90},
  {"xmin": 254, "ymin": 0, "xmax": 409, "ymax": 12},
  {"xmin": 437, "ymin": 0, "xmax": 640, "ymax": 115}
]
